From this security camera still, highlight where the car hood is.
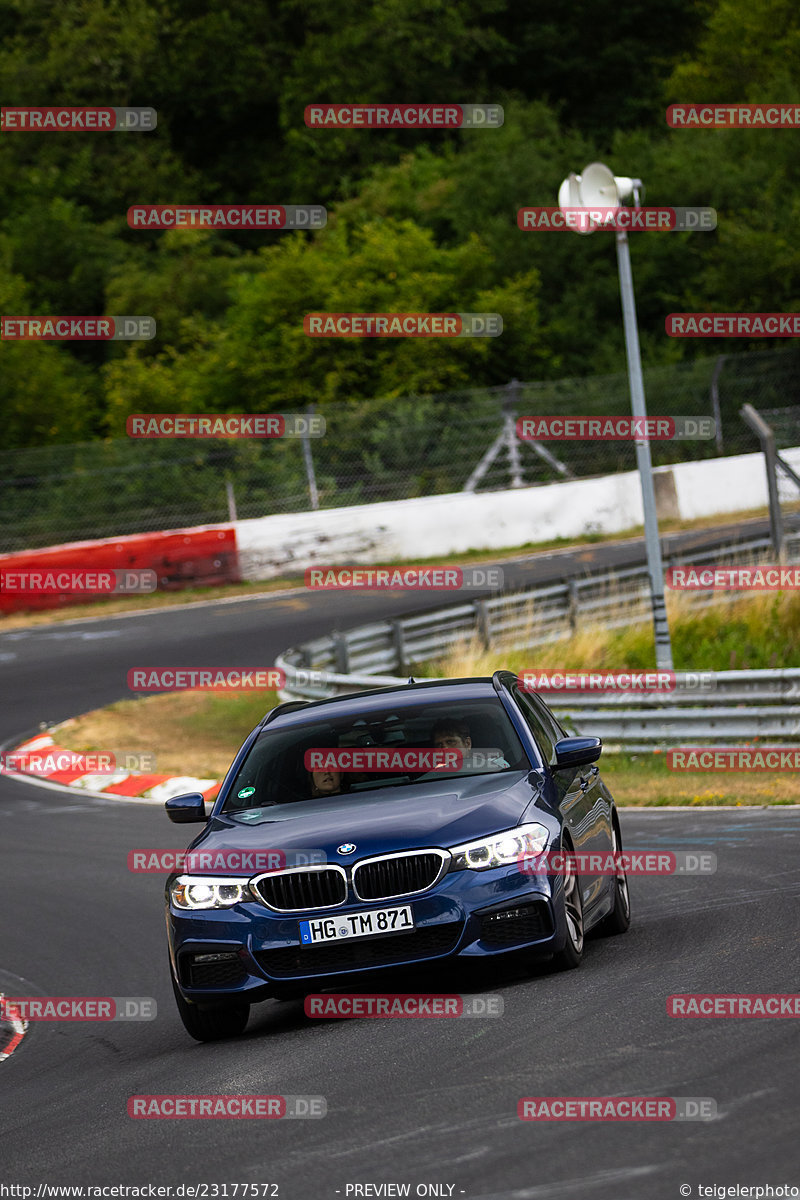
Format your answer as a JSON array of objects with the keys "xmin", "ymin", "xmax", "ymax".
[{"xmin": 192, "ymin": 772, "xmax": 543, "ymax": 861}]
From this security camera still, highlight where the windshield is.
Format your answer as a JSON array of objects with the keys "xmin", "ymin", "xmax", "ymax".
[{"xmin": 222, "ymin": 696, "xmax": 529, "ymax": 811}]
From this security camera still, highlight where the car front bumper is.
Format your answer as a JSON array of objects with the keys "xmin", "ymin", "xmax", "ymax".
[{"xmin": 167, "ymin": 864, "xmax": 569, "ymax": 1005}]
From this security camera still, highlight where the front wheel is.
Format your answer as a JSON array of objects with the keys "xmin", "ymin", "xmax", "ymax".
[
  {"xmin": 170, "ymin": 971, "xmax": 250, "ymax": 1042},
  {"xmin": 550, "ymin": 848, "xmax": 584, "ymax": 971},
  {"xmin": 595, "ymin": 820, "xmax": 631, "ymax": 936}
]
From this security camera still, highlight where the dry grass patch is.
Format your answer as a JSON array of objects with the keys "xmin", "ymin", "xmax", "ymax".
[
  {"xmin": 601, "ymin": 754, "xmax": 800, "ymax": 807},
  {"xmin": 56, "ymin": 691, "xmax": 279, "ymax": 779},
  {"xmin": 424, "ymin": 588, "xmax": 800, "ymax": 677}
]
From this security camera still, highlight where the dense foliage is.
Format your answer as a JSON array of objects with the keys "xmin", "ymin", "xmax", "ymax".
[{"xmin": 1, "ymin": 0, "xmax": 798, "ymax": 448}]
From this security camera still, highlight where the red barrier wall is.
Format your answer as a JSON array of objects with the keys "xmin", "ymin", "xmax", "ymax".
[{"xmin": 0, "ymin": 526, "xmax": 239, "ymax": 613}]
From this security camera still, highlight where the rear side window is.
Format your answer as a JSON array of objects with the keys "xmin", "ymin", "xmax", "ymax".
[
  {"xmin": 532, "ymin": 691, "xmax": 570, "ymax": 743},
  {"xmin": 511, "ymin": 686, "xmax": 555, "ymax": 765}
]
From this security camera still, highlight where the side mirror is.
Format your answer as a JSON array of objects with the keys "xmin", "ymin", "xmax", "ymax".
[
  {"xmin": 553, "ymin": 736, "xmax": 602, "ymax": 771},
  {"xmin": 165, "ymin": 792, "xmax": 207, "ymax": 823}
]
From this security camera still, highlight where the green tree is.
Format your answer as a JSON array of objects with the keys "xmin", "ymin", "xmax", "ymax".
[{"xmin": 0, "ymin": 238, "xmax": 100, "ymax": 445}]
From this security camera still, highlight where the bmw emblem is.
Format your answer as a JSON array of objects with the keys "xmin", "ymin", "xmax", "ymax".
[{"xmin": 337, "ymin": 842, "xmax": 356, "ymax": 855}]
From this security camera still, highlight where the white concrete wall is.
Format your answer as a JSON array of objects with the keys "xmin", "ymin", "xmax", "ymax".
[
  {"xmin": 235, "ymin": 446, "xmax": 800, "ymax": 581},
  {"xmin": 667, "ymin": 446, "xmax": 800, "ymax": 520}
]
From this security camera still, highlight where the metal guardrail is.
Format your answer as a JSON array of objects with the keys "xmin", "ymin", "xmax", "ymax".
[{"xmin": 274, "ymin": 530, "xmax": 800, "ymax": 748}]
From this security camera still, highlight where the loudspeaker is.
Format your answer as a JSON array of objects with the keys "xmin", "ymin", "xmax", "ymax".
[
  {"xmin": 557, "ymin": 172, "xmax": 595, "ymax": 235},
  {"xmin": 579, "ymin": 162, "xmax": 620, "ymax": 208}
]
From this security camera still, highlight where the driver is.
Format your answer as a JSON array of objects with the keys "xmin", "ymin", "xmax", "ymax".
[
  {"xmin": 431, "ymin": 718, "xmax": 509, "ymax": 770},
  {"xmin": 431, "ymin": 717, "xmax": 473, "ymax": 752}
]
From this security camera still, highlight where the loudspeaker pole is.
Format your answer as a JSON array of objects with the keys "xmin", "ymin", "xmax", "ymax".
[{"xmin": 557, "ymin": 163, "xmax": 674, "ymax": 669}]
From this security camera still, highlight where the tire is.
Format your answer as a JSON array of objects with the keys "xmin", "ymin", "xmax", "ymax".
[
  {"xmin": 595, "ymin": 819, "xmax": 631, "ymax": 937},
  {"xmin": 550, "ymin": 844, "xmax": 584, "ymax": 971},
  {"xmin": 170, "ymin": 970, "xmax": 250, "ymax": 1042}
]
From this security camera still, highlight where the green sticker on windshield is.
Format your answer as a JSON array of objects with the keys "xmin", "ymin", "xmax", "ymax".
[{"xmin": 237, "ymin": 786, "xmax": 256, "ymax": 798}]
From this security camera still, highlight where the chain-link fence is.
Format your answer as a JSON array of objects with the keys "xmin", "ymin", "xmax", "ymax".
[{"xmin": 1, "ymin": 348, "xmax": 798, "ymax": 552}]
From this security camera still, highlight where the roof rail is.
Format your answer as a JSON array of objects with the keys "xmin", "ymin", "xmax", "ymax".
[{"xmin": 262, "ymin": 700, "xmax": 310, "ymax": 726}]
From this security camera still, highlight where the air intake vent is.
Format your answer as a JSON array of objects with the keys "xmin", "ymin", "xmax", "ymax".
[
  {"xmin": 352, "ymin": 850, "xmax": 448, "ymax": 901},
  {"xmin": 253, "ymin": 867, "xmax": 347, "ymax": 911}
]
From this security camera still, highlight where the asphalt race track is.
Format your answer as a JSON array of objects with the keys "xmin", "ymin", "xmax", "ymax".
[{"xmin": 2, "ymin": 524, "xmax": 799, "ymax": 1199}]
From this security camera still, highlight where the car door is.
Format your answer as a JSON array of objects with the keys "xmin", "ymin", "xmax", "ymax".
[{"xmin": 510, "ymin": 683, "xmax": 612, "ymax": 917}]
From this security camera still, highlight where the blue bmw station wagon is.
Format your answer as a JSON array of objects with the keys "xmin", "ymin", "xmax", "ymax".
[{"xmin": 164, "ymin": 672, "xmax": 630, "ymax": 1040}]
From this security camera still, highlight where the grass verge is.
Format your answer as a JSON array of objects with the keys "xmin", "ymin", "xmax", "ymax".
[
  {"xmin": 57, "ymin": 691, "xmax": 279, "ymax": 779},
  {"xmin": 423, "ymin": 589, "xmax": 800, "ymax": 676},
  {"xmin": 600, "ymin": 752, "xmax": 799, "ymax": 807}
]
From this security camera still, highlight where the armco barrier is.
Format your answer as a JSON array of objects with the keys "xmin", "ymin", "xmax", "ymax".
[
  {"xmin": 274, "ymin": 661, "xmax": 800, "ymax": 751},
  {"xmin": 277, "ymin": 529, "xmax": 800, "ymax": 679},
  {"xmin": 274, "ymin": 530, "xmax": 800, "ymax": 749},
  {"xmin": 0, "ymin": 526, "xmax": 238, "ymax": 613}
]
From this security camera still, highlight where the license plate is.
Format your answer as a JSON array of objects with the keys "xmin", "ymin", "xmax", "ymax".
[{"xmin": 299, "ymin": 904, "xmax": 414, "ymax": 945}]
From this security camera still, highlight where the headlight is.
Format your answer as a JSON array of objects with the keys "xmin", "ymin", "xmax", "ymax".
[
  {"xmin": 449, "ymin": 823, "xmax": 549, "ymax": 871},
  {"xmin": 170, "ymin": 875, "xmax": 249, "ymax": 910}
]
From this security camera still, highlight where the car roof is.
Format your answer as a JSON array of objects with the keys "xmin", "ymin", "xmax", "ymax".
[{"xmin": 262, "ymin": 676, "xmax": 508, "ymax": 730}]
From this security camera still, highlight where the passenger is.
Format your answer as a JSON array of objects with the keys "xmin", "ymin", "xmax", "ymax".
[{"xmin": 308, "ymin": 764, "xmax": 346, "ymax": 798}]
